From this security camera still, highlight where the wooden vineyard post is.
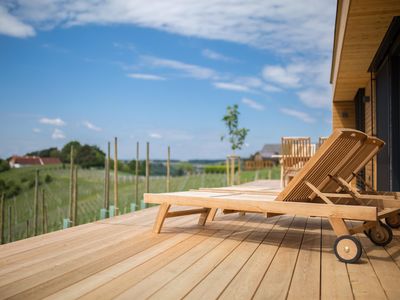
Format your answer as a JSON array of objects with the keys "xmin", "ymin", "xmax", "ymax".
[
  {"xmin": 167, "ymin": 146, "xmax": 170, "ymax": 192},
  {"xmin": 226, "ymin": 158, "xmax": 229, "ymax": 186},
  {"xmin": 68, "ymin": 145, "xmax": 74, "ymax": 227},
  {"xmin": 8, "ymin": 205, "xmax": 12, "ymax": 243},
  {"xmin": 146, "ymin": 142, "xmax": 150, "ymax": 193},
  {"xmin": 101, "ymin": 142, "xmax": 110, "ymax": 219},
  {"xmin": 34, "ymin": 169, "xmax": 39, "ymax": 236},
  {"xmin": 0, "ymin": 193, "xmax": 4, "ymax": 244},
  {"xmin": 113, "ymin": 137, "xmax": 119, "ymax": 216},
  {"xmin": 237, "ymin": 157, "xmax": 241, "ymax": 185},
  {"xmin": 72, "ymin": 166, "xmax": 78, "ymax": 225},
  {"xmin": 42, "ymin": 189, "xmax": 48, "ymax": 234},
  {"xmin": 26, "ymin": 220, "xmax": 30, "ymax": 239},
  {"xmin": 230, "ymin": 156, "xmax": 235, "ymax": 186},
  {"xmin": 135, "ymin": 142, "xmax": 139, "ymax": 210}
]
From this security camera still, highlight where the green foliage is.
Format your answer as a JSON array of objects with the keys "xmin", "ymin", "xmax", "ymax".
[
  {"xmin": 26, "ymin": 147, "xmax": 61, "ymax": 158},
  {"xmin": 0, "ymin": 158, "xmax": 10, "ymax": 173},
  {"xmin": 61, "ymin": 141, "xmax": 82, "ymax": 163},
  {"xmin": 45, "ymin": 174, "xmax": 53, "ymax": 183},
  {"xmin": 204, "ymin": 165, "xmax": 226, "ymax": 174},
  {"xmin": 75, "ymin": 145, "xmax": 105, "ymax": 169},
  {"xmin": 221, "ymin": 104, "xmax": 249, "ymax": 151},
  {"xmin": 0, "ymin": 179, "xmax": 22, "ymax": 198}
]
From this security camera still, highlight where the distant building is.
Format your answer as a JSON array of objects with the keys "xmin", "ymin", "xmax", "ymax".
[
  {"xmin": 9, "ymin": 156, "xmax": 62, "ymax": 168},
  {"xmin": 244, "ymin": 144, "xmax": 280, "ymax": 170}
]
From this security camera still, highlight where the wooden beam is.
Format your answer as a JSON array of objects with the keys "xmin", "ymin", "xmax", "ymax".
[
  {"xmin": 198, "ymin": 208, "xmax": 211, "ymax": 225},
  {"xmin": 153, "ymin": 203, "xmax": 170, "ymax": 233},
  {"xmin": 328, "ymin": 217, "xmax": 350, "ymax": 236},
  {"xmin": 144, "ymin": 193, "xmax": 377, "ymax": 221},
  {"xmin": 304, "ymin": 181, "xmax": 333, "ymax": 204},
  {"xmin": 165, "ymin": 208, "xmax": 208, "ymax": 218}
]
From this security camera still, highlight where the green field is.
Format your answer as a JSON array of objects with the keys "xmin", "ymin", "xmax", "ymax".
[{"xmin": 0, "ymin": 165, "xmax": 280, "ymax": 243}]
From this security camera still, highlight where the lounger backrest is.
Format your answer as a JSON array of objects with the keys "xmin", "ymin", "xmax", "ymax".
[
  {"xmin": 322, "ymin": 136, "xmax": 384, "ymax": 192},
  {"xmin": 276, "ymin": 129, "xmax": 368, "ymax": 202}
]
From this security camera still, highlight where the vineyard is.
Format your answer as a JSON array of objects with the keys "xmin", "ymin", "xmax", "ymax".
[{"xmin": 0, "ymin": 165, "xmax": 280, "ymax": 243}]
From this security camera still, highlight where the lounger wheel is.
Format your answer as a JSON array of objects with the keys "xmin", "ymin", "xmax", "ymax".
[
  {"xmin": 385, "ymin": 213, "xmax": 400, "ymax": 229},
  {"xmin": 333, "ymin": 235, "xmax": 362, "ymax": 264},
  {"xmin": 363, "ymin": 221, "xmax": 370, "ymax": 237},
  {"xmin": 367, "ymin": 222, "xmax": 393, "ymax": 246}
]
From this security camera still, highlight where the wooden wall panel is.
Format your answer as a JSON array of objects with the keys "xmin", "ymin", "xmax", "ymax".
[{"xmin": 332, "ymin": 101, "xmax": 355, "ymax": 129}]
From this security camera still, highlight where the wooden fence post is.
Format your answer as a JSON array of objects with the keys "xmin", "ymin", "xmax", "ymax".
[
  {"xmin": 8, "ymin": 205, "xmax": 12, "ymax": 243},
  {"xmin": 237, "ymin": 157, "xmax": 241, "ymax": 185},
  {"xmin": 226, "ymin": 158, "xmax": 229, "ymax": 186},
  {"xmin": 230, "ymin": 156, "xmax": 234, "ymax": 186},
  {"xmin": 0, "ymin": 193, "xmax": 4, "ymax": 244},
  {"xmin": 73, "ymin": 166, "xmax": 78, "ymax": 225},
  {"xmin": 114, "ymin": 137, "xmax": 119, "ymax": 215},
  {"xmin": 26, "ymin": 220, "xmax": 30, "ymax": 239},
  {"xmin": 167, "ymin": 146, "xmax": 170, "ymax": 192},
  {"xmin": 135, "ymin": 141, "xmax": 139, "ymax": 209},
  {"xmin": 69, "ymin": 145, "xmax": 74, "ymax": 222},
  {"xmin": 146, "ymin": 142, "xmax": 150, "ymax": 194},
  {"xmin": 34, "ymin": 169, "xmax": 39, "ymax": 236},
  {"xmin": 42, "ymin": 189, "xmax": 47, "ymax": 234},
  {"xmin": 104, "ymin": 141, "xmax": 110, "ymax": 210}
]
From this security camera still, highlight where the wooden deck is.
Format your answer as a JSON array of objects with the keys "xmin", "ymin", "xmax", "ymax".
[{"xmin": 0, "ymin": 180, "xmax": 400, "ymax": 299}]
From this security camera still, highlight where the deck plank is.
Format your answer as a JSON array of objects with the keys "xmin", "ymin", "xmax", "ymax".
[
  {"xmin": 78, "ymin": 214, "xmax": 254, "ymax": 300},
  {"xmin": 217, "ymin": 216, "xmax": 293, "ymax": 300},
  {"xmin": 183, "ymin": 215, "xmax": 279, "ymax": 299},
  {"xmin": 252, "ymin": 216, "xmax": 307, "ymax": 299},
  {"xmin": 118, "ymin": 215, "xmax": 257, "ymax": 299},
  {"xmin": 287, "ymin": 217, "xmax": 321, "ymax": 300},
  {"xmin": 320, "ymin": 219, "xmax": 353, "ymax": 300}
]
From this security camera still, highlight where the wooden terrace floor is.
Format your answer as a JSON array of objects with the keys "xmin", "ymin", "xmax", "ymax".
[{"xmin": 0, "ymin": 180, "xmax": 400, "ymax": 299}]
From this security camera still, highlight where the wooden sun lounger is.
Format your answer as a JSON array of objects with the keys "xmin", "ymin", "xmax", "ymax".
[{"xmin": 145, "ymin": 129, "xmax": 400, "ymax": 263}]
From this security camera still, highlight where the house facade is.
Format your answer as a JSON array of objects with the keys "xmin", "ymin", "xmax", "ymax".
[{"xmin": 331, "ymin": 0, "xmax": 400, "ymax": 191}]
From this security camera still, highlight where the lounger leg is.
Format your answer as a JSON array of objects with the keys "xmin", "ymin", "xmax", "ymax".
[
  {"xmin": 198, "ymin": 208, "xmax": 211, "ymax": 225},
  {"xmin": 328, "ymin": 217, "xmax": 350, "ymax": 236},
  {"xmin": 153, "ymin": 203, "xmax": 171, "ymax": 233},
  {"xmin": 207, "ymin": 208, "xmax": 218, "ymax": 222}
]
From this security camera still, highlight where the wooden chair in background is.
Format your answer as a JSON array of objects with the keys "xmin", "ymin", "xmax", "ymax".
[{"xmin": 280, "ymin": 137, "xmax": 312, "ymax": 187}]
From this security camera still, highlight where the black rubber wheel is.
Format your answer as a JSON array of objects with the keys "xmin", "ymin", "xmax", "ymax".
[
  {"xmin": 385, "ymin": 213, "xmax": 400, "ymax": 229},
  {"xmin": 367, "ymin": 222, "xmax": 393, "ymax": 246},
  {"xmin": 333, "ymin": 235, "xmax": 362, "ymax": 264},
  {"xmin": 363, "ymin": 221, "xmax": 370, "ymax": 237}
]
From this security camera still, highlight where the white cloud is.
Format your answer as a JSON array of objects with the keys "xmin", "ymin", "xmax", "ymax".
[
  {"xmin": 32, "ymin": 128, "xmax": 41, "ymax": 133},
  {"xmin": 144, "ymin": 56, "xmax": 217, "ymax": 80},
  {"xmin": 262, "ymin": 63, "xmax": 305, "ymax": 88},
  {"xmin": 51, "ymin": 128, "xmax": 65, "ymax": 140},
  {"xmin": 242, "ymin": 98, "xmax": 264, "ymax": 111},
  {"xmin": 280, "ymin": 108, "xmax": 315, "ymax": 123},
  {"xmin": 213, "ymin": 82, "xmax": 249, "ymax": 92},
  {"xmin": 297, "ymin": 88, "xmax": 331, "ymax": 109},
  {"xmin": 127, "ymin": 73, "xmax": 166, "ymax": 80},
  {"xmin": 5, "ymin": 1, "xmax": 334, "ymax": 54},
  {"xmin": 39, "ymin": 117, "xmax": 66, "ymax": 126},
  {"xmin": 263, "ymin": 84, "xmax": 282, "ymax": 93},
  {"xmin": 83, "ymin": 121, "xmax": 102, "ymax": 132},
  {"xmin": 149, "ymin": 133, "xmax": 162, "ymax": 139},
  {"xmin": 0, "ymin": 6, "xmax": 35, "ymax": 38},
  {"xmin": 202, "ymin": 49, "xmax": 236, "ymax": 62}
]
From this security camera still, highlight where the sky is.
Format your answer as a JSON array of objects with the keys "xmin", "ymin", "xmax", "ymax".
[{"xmin": 0, "ymin": 0, "xmax": 336, "ymax": 160}]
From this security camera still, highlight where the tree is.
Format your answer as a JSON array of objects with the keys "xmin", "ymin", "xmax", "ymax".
[
  {"xmin": 60, "ymin": 141, "xmax": 81, "ymax": 163},
  {"xmin": 0, "ymin": 159, "xmax": 10, "ymax": 173},
  {"xmin": 221, "ymin": 104, "xmax": 249, "ymax": 152},
  {"xmin": 75, "ymin": 145, "xmax": 105, "ymax": 168},
  {"xmin": 26, "ymin": 147, "xmax": 60, "ymax": 158}
]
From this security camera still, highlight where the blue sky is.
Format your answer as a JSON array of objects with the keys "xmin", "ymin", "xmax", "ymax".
[{"xmin": 0, "ymin": 1, "xmax": 335, "ymax": 160}]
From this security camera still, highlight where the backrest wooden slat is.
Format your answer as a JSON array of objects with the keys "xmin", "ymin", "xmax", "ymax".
[{"xmin": 277, "ymin": 129, "xmax": 368, "ymax": 202}]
